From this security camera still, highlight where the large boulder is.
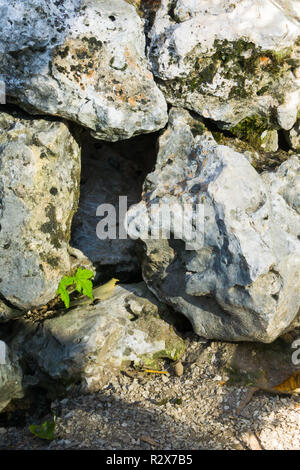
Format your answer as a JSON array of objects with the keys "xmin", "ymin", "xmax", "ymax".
[
  {"xmin": 10, "ymin": 283, "xmax": 185, "ymax": 393},
  {"xmin": 127, "ymin": 107, "xmax": 300, "ymax": 342},
  {"xmin": 148, "ymin": 0, "xmax": 300, "ymax": 130},
  {"xmin": 0, "ymin": 107, "xmax": 82, "ymax": 311},
  {"xmin": 0, "ymin": 0, "xmax": 168, "ymax": 141},
  {"xmin": 0, "ymin": 340, "xmax": 24, "ymax": 413}
]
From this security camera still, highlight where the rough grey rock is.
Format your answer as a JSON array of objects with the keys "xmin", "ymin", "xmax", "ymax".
[
  {"xmin": 127, "ymin": 107, "xmax": 300, "ymax": 342},
  {"xmin": 0, "ymin": 341, "xmax": 24, "ymax": 413},
  {"xmin": 148, "ymin": 0, "xmax": 300, "ymax": 129},
  {"xmin": 0, "ymin": 108, "xmax": 82, "ymax": 311},
  {"xmin": 71, "ymin": 134, "xmax": 148, "ymax": 279},
  {"xmin": 10, "ymin": 283, "xmax": 185, "ymax": 393},
  {"xmin": 0, "ymin": 0, "xmax": 168, "ymax": 141}
]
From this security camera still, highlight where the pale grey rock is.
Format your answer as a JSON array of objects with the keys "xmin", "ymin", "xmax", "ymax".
[
  {"xmin": 0, "ymin": 341, "xmax": 24, "ymax": 413},
  {"xmin": 127, "ymin": 108, "xmax": 300, "ymax": 342},
  {"xmin": 0, "ymin": 0, "xmax": 167, "ymax": 141},
  {"xmin": 269, "ymin": 0, "xmax": 300, "ymax": 24},
  {"xmin": 285, "ymin": 119, "xmax": 300, "ymax": 150},
  {"xmin": 0, "ymin": 108, "xmax": 82, "ymax": 311},
  {"xmin": 148, "ymin": 0, "xmax": 300, "ymax": 129},
  {"xmin": 260, "ymin": 130, "xmax": 279, "ymax": 152},
  {"xmin": 10, "ymin": 283, "xmax": 185, "ymax": 393}
]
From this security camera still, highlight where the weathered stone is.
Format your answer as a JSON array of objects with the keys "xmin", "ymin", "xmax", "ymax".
[
  {"xmin": 0, "ymin": 0, "xmax": 168, "ymax": 141},
  {"xmin": 127, "ymin": 107, "xmax": 300, "ymax": 342},
  {"xmin": 10, "ymin": 283, "xmax": 185, "ymax": 393},
  {"xmin": 0, "ymin": 341, "xmax": 24, "ymax": 413},
  {"xmin": 212, "ymin": 130, "xmax": 289, "ymax": 173},
  {"xmin": 148, "ymin": 0, "xmax": 300, "ymax": 129},
  {"xmin": 0, "ymin": 107, "xmax": 82, "ymax": 311}
]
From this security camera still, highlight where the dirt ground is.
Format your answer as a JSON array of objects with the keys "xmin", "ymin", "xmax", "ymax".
[{"xmin": 1, "ymin": 333, "xmax": 300, "ymax": 451}]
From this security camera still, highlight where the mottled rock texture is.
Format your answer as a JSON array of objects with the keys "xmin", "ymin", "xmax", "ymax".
[
  {"xmin": 127, "ymin": 108, "xmax": 300, "ymax": 342},
  {"xmin": 0, "ymin": 0, "xmax": 168, "ymax": 141},
  {"xmin": 10, "ymin": 283, "xmax": 185, "ymax": 394},
  {"xmin": 148, "ymin": 0, "xmax": 300, "ymax": 130},
  {"xmin": 0, "ymin": 108, "xmax": 81, "ymax": 311}
]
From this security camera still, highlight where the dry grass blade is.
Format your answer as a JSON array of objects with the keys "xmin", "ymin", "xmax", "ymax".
[
  {"xmin": 236, "ymin": 387, "xmax": 259, "ymax": 415},
  {"xmin": 140, "ymin": 435, "xmax": 157, "ymax": 447}
]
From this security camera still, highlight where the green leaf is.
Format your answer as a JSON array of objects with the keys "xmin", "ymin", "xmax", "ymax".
[
  {"xmin": 74, "ymin": 268, "xmax": 94, "ymax": 300},
  {"xmin": 29, "ymin": 414, "xmax": 56, "ymax": 441},
  {"xmin": 56, "ymin": 269, "xmax": 94, "ymax": 309},
  {"xmin": 58, "ymin": 276, "xmax": 75, "ymax": 289},
  {"xmin": 56, "ymin": 275, "xmax": 74, "ymax": 308},
  {"xmin": 75, "ymin": 268, "xmax": 94, "ymax": 280},
  {"xmin": 57, "ymin": 284, "xmax": 70, "ymax": 309}
]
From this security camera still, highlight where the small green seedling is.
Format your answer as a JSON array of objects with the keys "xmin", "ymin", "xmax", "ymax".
[
  {"xmin": 29, "ymin": 413, "xmax": 56, "ymax": 441},
  {"xmin": 57, "ymin": 268, "xmax": 94, "ymax": 308}
]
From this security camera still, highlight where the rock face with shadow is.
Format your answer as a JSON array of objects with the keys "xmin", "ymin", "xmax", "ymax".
[
  {"xmin": 0, "ymin": 107, "xmax": 84, "ymax": 312},
  {"xmin": 71, "ymin": 133, "xmax": 153, "ymax": 280},
  {"xmin": 8, "ymin": 283, "xmax": 185, "ymax": 396},
  {"xmin": 0, "ymin": 341, "xmax": 24, "ymax": 413},
  {"xmin": 285, "ymin": 119, "xmax": 300, "ymax": 151},
  {"xmin": 127, "ymin": 107, "xmax": 300, "ymax": 342},
  {"xmin": 0, "ymin": 0, "xmax": 168, "ymax": 141},
  {"xmin": 148, "ymin": 0, "xmax": 300, "ymax": 130}
]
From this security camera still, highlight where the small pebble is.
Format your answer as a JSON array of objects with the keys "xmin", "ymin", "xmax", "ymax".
[{"xmin": 174, "ymin": 362, "xmax": 184, "ymax": 377}]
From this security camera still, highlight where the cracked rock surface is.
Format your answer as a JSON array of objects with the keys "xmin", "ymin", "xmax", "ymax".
[
  {"xmin": 0, "ymin": 0, "xmax": 168, "ymax": 141},
  {"xmin": 127, "ymin": 108, "xmax": 300, "ymax": 342},
  {"xmin": 0, "ymin": 107, "xmax": 82, "ymax": 311},
  {"xmin": 148, "ymin": 0, "xmax": 300, "ymax": 129},
  {"xmin": 8, "ymin": 283, "xmax": 184, "ymax": 395}
]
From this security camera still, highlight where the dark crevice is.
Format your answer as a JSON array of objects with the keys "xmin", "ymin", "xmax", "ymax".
[
  {"xmin": 70, "ymin": 130, "xmax": 160, "ymax": 284},
  {"xmin": 278, "ymin": 129, "xmax": 291, "ymax": 152},
  {"xmin": 0, "ymin": 292, "xmax": 19, "ymax": 311},
  {"xmin": 0, "ymin": 387, "xmax": 52, "ymax": 430}
]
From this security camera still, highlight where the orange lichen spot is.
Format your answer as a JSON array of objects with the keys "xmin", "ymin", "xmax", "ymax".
[
  {"xmin": 128, "ymin": 96, "xmax": 137, "ymax": 107},
  {"xmin": 259, "ymin": 56, "xmax": 272, "ymax": 66}
]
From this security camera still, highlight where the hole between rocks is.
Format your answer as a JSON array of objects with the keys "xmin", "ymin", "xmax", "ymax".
[{"xmin": 70, "ymin": 130, "xmax": 159, "ymax": 284}]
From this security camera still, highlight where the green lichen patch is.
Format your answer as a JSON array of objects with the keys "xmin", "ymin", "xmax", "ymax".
[
  {"xmin": 161, "ymin": 37, "xmax": 299, "ymax": 115},
  {"xmin": 40, "ymin": 204, "xmax": 66, "ymax": 250},
  {"xmin": 229, "ymin": 114, "xmax": 276, "ymax": 149},
  {"xmin": 212, "ymin": 129, "xmax": 292, "ymax": 172},
  {"xmin": 132, "ymin": 314, "xmax": 185, "ymax": 370}
]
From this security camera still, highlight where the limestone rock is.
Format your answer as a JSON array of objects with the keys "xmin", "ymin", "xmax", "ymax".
[
  {"xmin": 0, "ymin": 341, "xmax": 24, "ymax": 413},
  {"xmin": 0, "ymin": 107, "xmax": 81, "ymax": 311},
  {"xmin": 0, "ymin": 0, "xmax": 168, "ymax": 141},
  {"xmin": 127, "ymin": 107, "xmax": 300, "ymax": 342},
  {"xmin": 148, "ymin": 0, "xmax": 300, "ymax": 129},
  {"xmin": 10, "ymin": 283, "xmax": 185, "ymax": 393}
]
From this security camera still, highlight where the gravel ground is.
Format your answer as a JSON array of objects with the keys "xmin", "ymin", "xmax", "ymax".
[{"xmin": 1, "ymin": 334, "xmax": 300, "ymax": 450}]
